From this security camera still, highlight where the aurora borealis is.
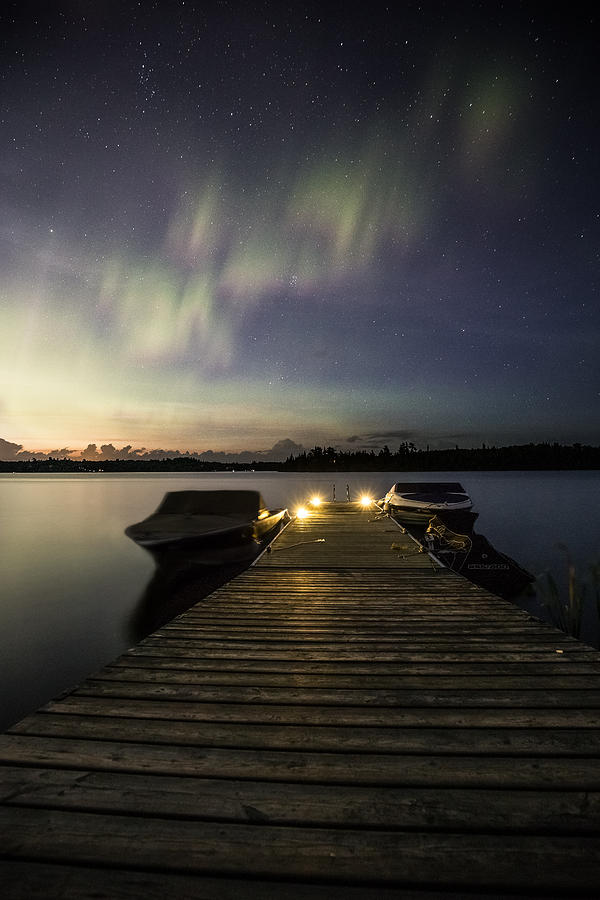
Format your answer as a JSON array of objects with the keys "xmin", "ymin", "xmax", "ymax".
[{"xmin": 1, "ymin": 2, "xmax": 598, "ymax": 458}]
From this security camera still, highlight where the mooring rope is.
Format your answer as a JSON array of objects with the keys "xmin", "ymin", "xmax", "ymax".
[{"xmin": 269, "ymin": 539, "xmax": 326, "ymax": 552}]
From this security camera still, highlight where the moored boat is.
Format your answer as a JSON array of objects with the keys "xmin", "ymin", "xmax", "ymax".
[
  {"xmin": 382, "ymin": 481, "xmax": 473, "ymax": 525},
  {"xmin": 125, "ymin": 490, "xmax": 288, "ymax": 564},
  {"xmin": 423, "ymin": 515, "xmax": 535, "ymax": 598}
]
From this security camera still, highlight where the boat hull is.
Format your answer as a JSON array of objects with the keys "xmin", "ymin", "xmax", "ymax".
[
  {"xmin": 431, "ymin": 533, "xmax": 535, "ymax": 598},
  {"xmin": 383, "ymin": 482, "xmax": 473, "ymax": 525},
  {"xmin": 125, "ymin": 490, "xmax": 288, "ymax": 565},
  {"xmin": 417, "ymin": 515, "xmax": 535, "ymax": 598},
  {"xmin": 384, "ymin": 502, "xmax": 472, "ymax": 525},
  {"xmin": 127, "ymin": 508, "xmax": 287, "ymax": 550}
]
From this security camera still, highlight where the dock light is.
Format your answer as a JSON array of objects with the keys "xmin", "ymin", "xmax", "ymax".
[
  {"xmin": 360, "ymin": 494, "xmax": 373, "ymax": 507},
  {"xmin": 296, "ymin": 506, "xmax": 310, "ymax": 519},
  {"xmin": 309, "ymin": 495, "xmax": 322, "ymax": 506}
]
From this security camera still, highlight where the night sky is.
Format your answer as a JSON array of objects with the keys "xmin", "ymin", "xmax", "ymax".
[{"xmin": 1, "ymin": 1, "xmax": 598, "ymax": 458}]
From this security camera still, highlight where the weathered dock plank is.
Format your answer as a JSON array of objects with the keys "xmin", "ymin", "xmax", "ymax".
[
  {"xmin": 3, "ymin": 765, "xmax": 600, "ymax": 832},
  {"xmin": 1, "ymin": 500, "xmax": 599, "ymax": 897},
  {"xmin": 10, "ymin": 713, "xmax": 600, "ymax": 755},
  {"xmin": 88, "ymin": 665, "xmax": 600, "ymax": 689},
  {"xmin": 0, "ymin": 862, "xmax": 465, "ymax": 900},
  {"xmin": 3, "ymin": 733, "xmax": 600, "ymax": 787},
  {"xmin": 17, "ymin": 696, "xmax": 600, "ymax": 726},
  {"xmin": 71, "ymin": 681, "xmax": 600, "ymax": 708},
  {"xmin": 2, "ymin": 806, "xmax": 600, "ymax": 892}
]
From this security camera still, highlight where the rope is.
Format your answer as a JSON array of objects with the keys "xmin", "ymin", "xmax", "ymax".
[{"xmin": 269, "ymin": 539, "xmax": 326, "ymax": 552}]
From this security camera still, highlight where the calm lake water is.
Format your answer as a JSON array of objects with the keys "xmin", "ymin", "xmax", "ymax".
[{"xmin": 1, "ymin": 470, "xmax": 599, "ymax": 730}]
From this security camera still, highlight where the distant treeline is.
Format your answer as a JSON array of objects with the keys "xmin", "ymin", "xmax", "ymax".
[
  {"xmin": 279, "ymin": 442, "xmax": 600, "ymax": 471},
  {"xmin": 2, "ymin": 442, "xmax": 599, "ymax": 472},
  {"xmin": 0, "ymin": 457, "xmax": 274, "ymax": 473}
]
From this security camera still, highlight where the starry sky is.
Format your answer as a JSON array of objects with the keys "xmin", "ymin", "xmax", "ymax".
[{"xmin": 1, "ymin": 1, "xmax": 598, "ymax": 457}]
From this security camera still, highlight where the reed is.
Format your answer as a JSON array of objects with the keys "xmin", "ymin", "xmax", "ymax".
[
  {"xmin": 591, "ymin": 561, "xmax": 600, "ymax": 642},
  {"xmin": 537, "ymin": 544, "xmax": 586, "ymax": 640}
]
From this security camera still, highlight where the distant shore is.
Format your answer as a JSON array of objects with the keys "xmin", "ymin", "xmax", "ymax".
[{"xmin": 1, "ymin": 442, "xmax": 599, "ymax": 472}]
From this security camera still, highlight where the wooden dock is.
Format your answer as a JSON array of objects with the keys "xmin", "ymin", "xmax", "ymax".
[{"xmin": 1, "ymin": 500, "xmax": 600, "ymax": 897}]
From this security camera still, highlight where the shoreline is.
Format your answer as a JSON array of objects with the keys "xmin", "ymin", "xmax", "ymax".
[{"xmin": 2, "ymin": 440, "xmax": 599, "ymax": 474}]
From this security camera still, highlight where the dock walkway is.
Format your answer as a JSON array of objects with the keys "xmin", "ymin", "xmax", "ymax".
[{"xmin": 1, "ymin": 501, "xmax": 600, "ymax": 897}]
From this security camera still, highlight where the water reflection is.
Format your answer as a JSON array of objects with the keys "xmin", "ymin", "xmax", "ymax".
[
  {"xmin": 1, "ymin": 470, "xmax": 598, "ymax": 731},
  {"xmin": 128, "ymin": 515, "xmax": 288, "ymax": 642},
  {"xmin": 128, "ymin": 554, "xmax": 252, "ymax": 642}
]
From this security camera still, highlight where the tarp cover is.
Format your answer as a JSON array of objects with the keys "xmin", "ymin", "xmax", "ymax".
[
  {"xmin": 154, "ymin": 490, "xmax": 265, "ymax": 517},
  {"xmin": 392, "ymin": 482, "xmax": 465, "ymax": 494}
]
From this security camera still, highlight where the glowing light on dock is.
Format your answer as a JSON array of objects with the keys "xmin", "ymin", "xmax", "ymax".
[
  {"xmin": 360, "ymin": 494, "xmax": 373, "ymax": 507},
  {"xmin": 309, "ymin": 495, "xmax": 322, "ymax": 506},
  {"xmin": 295, "ymin": 506, "xmax": 310, "ymax": 519}
]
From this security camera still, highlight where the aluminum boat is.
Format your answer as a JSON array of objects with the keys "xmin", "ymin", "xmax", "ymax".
[{"xmin": 125, "ymin": 489, "xmax": 288, "ymax": 563}]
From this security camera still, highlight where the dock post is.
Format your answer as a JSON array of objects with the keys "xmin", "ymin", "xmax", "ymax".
[
  {"xmin": 346, "ymin": 483, "xmax": 350, "ymax": 501},
  {"xmin": 332, "ymin": 483, "xmax": 336, "ymax": 501}
]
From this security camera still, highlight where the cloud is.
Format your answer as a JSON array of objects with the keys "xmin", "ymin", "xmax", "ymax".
[
  {"xmin": 344, "ymin": 430, "xmax": 489, "ymax": 449},
  {"xmin": 163, "ymin": 437, "xmax": 305, "ymax": 464},
  {"xmin": 0, "ymin": 438, "xmax": 23, "ymax": 460},
  {"xmin": 0, "ymin": 437, "xmax": 304, "ymax": 463},
  {"xmin": 0, "ymin": 438, "xmax": 51, "ymax": 461},
  {"xmin": 47, "ymin": 448, "xmax": 74, "ymax": 458},
  {"xmin": 345, "ymin": 430, "xmax": 420, "ymax": 446},
  {"xmin": 266, "ymin": 438, "xmax": 304, "ymax": 459}
]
